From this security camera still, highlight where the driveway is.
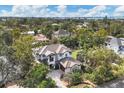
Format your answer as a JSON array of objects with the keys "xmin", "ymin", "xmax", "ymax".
[
  {"xmin": 99, "ymin": 77, "xmax": 124, "ymax": 88},
  {"xmin": 47, "ymin": 70, "xmax": 67, "ymax": 88}
]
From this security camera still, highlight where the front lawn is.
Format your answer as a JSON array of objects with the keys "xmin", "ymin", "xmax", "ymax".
[{"xmin": 72, "ymin": 49, "xmax": 81, "ymax": 59}]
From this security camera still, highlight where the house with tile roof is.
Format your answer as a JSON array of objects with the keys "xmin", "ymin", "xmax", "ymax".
[
  {"xmin": 34, "ymin": 44, "xmax": 82, "ymax": 73},
  {"xmin": 34, "ymin": 34, "xmax": 49, "ymax": 42}
]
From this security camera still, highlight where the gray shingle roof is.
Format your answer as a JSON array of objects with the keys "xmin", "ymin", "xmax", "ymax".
[
  {"xmin": 53, "ymin": 29, "xmax": 70, "ymax": 35},
  {"xmin": 38, "ymin": 44, "xmax": 71, "ymax": 55},
  {"xmin": 106, "ymin": 36, "xmax": 124, "ymax": 47},
  {"xmin": 60, "ymin": 57, "xmax": 82, "ymax": 68}
]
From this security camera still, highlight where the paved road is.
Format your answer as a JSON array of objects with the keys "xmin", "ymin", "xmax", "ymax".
[
  {"xmin": 99, "ymin": 77, "xmax": 124, "ymax": 88},
  {"xmin": 47, "ymin": 70, "xmax": 67, "ymax": 88}
]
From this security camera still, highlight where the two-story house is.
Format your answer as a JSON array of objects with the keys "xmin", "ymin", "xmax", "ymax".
[
  {"xmin": 34, "ymin": 44, "xmax": 82, "ymax": 73},
  {"xmin": 35, "ymin": 44, "xmax": 71, "ymax": 67}
]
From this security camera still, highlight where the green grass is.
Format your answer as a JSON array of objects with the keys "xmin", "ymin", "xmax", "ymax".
[{"xmin": 72, "ymin": 49, "xmax": 81, "ymax": 59}]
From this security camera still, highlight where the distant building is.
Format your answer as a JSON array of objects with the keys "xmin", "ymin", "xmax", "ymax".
[
  {"xmin": 34, "ymin": 34, "xmax": 49, "ymax": 42},
  {"xmin": 52, "ymin": 29, "xmax": 70, "ymax": 38},
  {"xmin": 21, "ymin": 30, "xmax": 41, "ymax": 35},
  {"xmin": 21, "ymin": 31, "xmax": 35, "ymax": 35},
  {"xmin": 52, "ymin": 23, "xmax": 59, "ymax": 26}
]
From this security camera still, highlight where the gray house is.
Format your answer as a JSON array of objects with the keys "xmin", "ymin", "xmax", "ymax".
[
  {"xmin": 34, "ymin": 44, "xmax": 82, "ymax": 73},
  {"xmin": 105, "ymin": 36, "xmax": 124, "ymax": 55},
  {"xmin": 52, "ymin": 29, "xmax": 70, "ymax": 38},
  {"xmin": 34, "ymin": 44, "xmax": 71, "ymax": 67}
]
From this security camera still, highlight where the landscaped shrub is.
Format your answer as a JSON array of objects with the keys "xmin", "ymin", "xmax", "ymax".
[{"xmin": 62, "ymin": 72, "xmax": 83, "ymax": 86}]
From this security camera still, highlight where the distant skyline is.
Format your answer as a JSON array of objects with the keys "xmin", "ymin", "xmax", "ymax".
[{"xmin": 0, "ymin": 5, "xmax": 124, "ymax": 17}]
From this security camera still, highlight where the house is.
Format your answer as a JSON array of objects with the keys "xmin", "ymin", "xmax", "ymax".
[
  {"xmin": 60, "ymin": 57, "xmax": 82, "ymax": 74},
  {"xmin": 34, "ymin": 44, "xmax": 82, "ymax": 73},
  {"xmin": 83, "ymin": 22, "xmax": 89, "ymax": 27},
  {"xmin": 52, "ymin": 23, "xmax": 59, "ymax": 26},
  {"xmin": 34, "ymin": 34, "xmax": 49, "ymax": 43},
  {"xmin": 21, "ymin": 31, "xmax": 35, "ymax": 35},
  {"xmin": 21, "ymin": 30, "xmax": 41, "ymax": 35},
  {"xmin": 52, "ymin": 29, "xmax": 70, "ymax": 38},
  {"xmin": 105, "ymin": 36, "xmax": 124, "ymax": 55},
  {"xmin": 34, "ymin": 44, "xmax": 71, "ymax": 67}
]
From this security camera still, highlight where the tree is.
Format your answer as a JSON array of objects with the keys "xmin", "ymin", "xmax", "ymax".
[
  {"xmin": 0, "ymin": 56, "xmax": 22, "ymax": 87},
  {"xmin": 11, "ymin": 28, "xmax": 21, "ymax": 40},
  {"xmin": 1, "ymin": 31, "xmax": 13, "ymax": 46},
  {"xmin": 38, "ymin": 78, "xmax": 56, "ymax": 88},
  {"xmin": 78, "ymin": 28, "xmax": 94, "ymax": 49},
  {"xmin": 92, "ymin": 29, "xmax": 108, "ymax": 47},
  {"xmin": 12, "ymin": 35, "xmax": 34, "ymax": 76},
  {"xmin": 59, "ymin": 36, "xmax": 79, "ymax": 49},
  {"xmin": 81, "ymin": 47, "xmax": 123, "ymax": 84},
  {"xmin": 86, "ymin": 47, "xmax": 122, "ymax": 68},
  {"xmin": 41, "ymin": 24, "xmax": 53, "ymax": 39},
  {"xmin": 0, "ymin": 57, "xmax": 9, "ymax": 87},
  {"xmin": 20, "ymin": 64, "xmax": 56, "ymax": 88},
  {"xmin": 63, "ymin": 72, "xmax": 82, "ymax": 86}
]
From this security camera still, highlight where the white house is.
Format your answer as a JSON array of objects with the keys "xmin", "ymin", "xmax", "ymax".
[
  {"xmin": 105, "ymin": 36, "xmax": 124, "ymax": 55},
  {"xmin": 21, "ymin": 31, "xmax": 35, "ymax": 35},
  {"xmin": 34, "ymin": 44, "xmax": 82, "ymax": 73},
  {"xmin": 35, "ymin": 44, "xmax": 71, "ymax": 66}
]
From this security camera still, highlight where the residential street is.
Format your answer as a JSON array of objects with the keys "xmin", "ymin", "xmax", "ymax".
[
  {"xmin": 99, "ymin": 77, "xmax": 124, "ymax": 88},
  {"xmin": 47, "ymin": 70, "xmax": 67, "ymax": 88}
]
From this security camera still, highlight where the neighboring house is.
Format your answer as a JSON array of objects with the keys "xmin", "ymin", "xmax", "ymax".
[
  {"xmin": 34, "ymin": 44, "xmax": 82, "ymax": 73},
  {"xmin": 21, "ymin": 30, "xmax": 41, "ymax": 35},
  {"xmin": 34, "ymin": 34, "xmax": 49, "ymax": 43},
  {"xmin": 52, "ymin": 23, "xmax": 59, "ymax": 26},
  {"xmin": 76, "ymin": 22, "xmax": 89, "ymax": 30},
  {"xmin": 52, "ymin": 29, "xmax": 70, "ymax": 38},
  {"xmin": 21, "ymin": 31, "xmax": 35, "ymax": 35},
  {"xmin": 105, "ymin": 36, "xmax": 124, "ymax": 55}
]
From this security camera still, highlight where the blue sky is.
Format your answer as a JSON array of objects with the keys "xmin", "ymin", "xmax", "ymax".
[{"xmin": 0, "ymin": 5, "xmax": 123, "ymax": 17}]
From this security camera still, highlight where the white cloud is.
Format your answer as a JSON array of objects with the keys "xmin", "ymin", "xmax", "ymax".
[
  {"xmin": 113, "ymin": 6, "xmax": 124, "ymax": 16},
  {"xmin": 84, "ymin": 6, "xmax": 108, "ymax": 17},
  {"xmin": 57, "ymin": 5, "xmax": 67, "ymax": 12},
  {"xmin": 115, "ymin": 6, "xmax": 124, "ymax": 12},
  {"xmin": 0, "ymin": 5, "xmax": 49, "ymax": 17},
  {"xmin": 0, "ymin": 5, "xmax": 112, "ymax": 17}
]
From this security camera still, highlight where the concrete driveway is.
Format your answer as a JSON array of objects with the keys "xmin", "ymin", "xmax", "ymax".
[{"xmin": 47, "ymin": 70, "xmax": 67, "ymax": 88}]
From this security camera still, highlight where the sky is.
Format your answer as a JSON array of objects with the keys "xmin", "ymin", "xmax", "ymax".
[{"xmin": 0, "ymin": 5, "xmax": 124, "ymax": 17}]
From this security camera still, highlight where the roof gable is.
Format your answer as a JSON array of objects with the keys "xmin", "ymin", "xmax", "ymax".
[
  {"xmin": 38, "ymin": 44, "xmax": 71, "ymax": 56},
  {"xmin": 60, "ymin": 58, "xmax": 82, "ymax": 68}
]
